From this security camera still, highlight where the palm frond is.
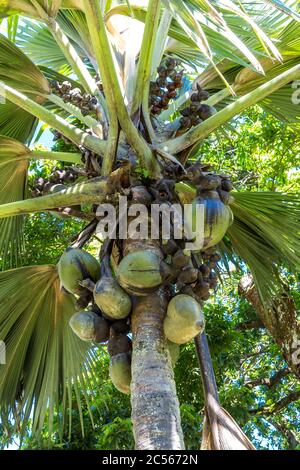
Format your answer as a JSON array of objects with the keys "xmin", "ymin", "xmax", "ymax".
[
  {"xmin": 0, "ymin": 0, "xmax": 84, "ymax": 19},
  {"xmin": 0, "ymin": 100, "xmax": 38, "ymax": 143},
  {"xmin": 0, "ymin": 264, "xmax": 96, "ymax": 438},
  {"xmin": 57, "ymin": 9, "xmax": 96, "ymax": 65},
  {"xmin": 0, "ymin": 136, "xmax": 29, "ymax": 269},
  {"xmin": 224, "ymin": 191, "xmax": 300, "ymax": 304},
  {"xmin": 7, "ymin": 14, "xmax": 19, "ymax": 42},
  {"xmin": 16, "ymin": 12, "xmax": 96, "ymax": 76},
  {"xmin": 162, "ymin": 11, "xmax": 300, "ymax": 121},
  {"xmin": 201, "ymin": 407, "xmax": 256, "ymax": 450},
  {"xmin": 0, "ymin": 32, "xmax": 50, "ymax": 143},
  {"xmin": 16, "ymin": 20, "xmax": 72, "ymax": 75},
  {"xmin": 264, "ymin": 0, "xmax": 300, "ymax": 22},
  {"xmin": 0, "ymin": 32, "xmax": 50, "ymax": 96},
  {"xmin": 204, "ymin": 20, "xmax": 300, "ymax": 121}
]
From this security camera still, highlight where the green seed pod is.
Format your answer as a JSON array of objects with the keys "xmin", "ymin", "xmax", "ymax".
[
  {"xmin": 58, "ymin": 247, "xmax": 101, "ymax": 295},
  {"xmin": 185, "ymin": 193, "xmax": 233, "ymax": 251},
  {"xmin": 167, "ymin": 340, "xmax": 180, "ymax": 367},
  {"xmin": 93, "ymin": 277, "xmax": 132, "ymax": 319},
  {"xmin": 117, "ymin": 250, "xmax": 163, "ymax": 296},
  {"xmin": 164, "ymin": 294, "xmax": 205, "ymax": 344},
  {"xmin": 109, "ymin": 353, "xmax": 131, "ymax": 394},
  {"xmin": 69, "ymin": 310, "xmax": 110, "ymax": 343}
]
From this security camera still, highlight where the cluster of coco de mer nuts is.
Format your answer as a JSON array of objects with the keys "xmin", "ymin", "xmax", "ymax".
[
  {"xmin": 58, "ymin": 164, "xmax": 234, "ymax": 394},
  {"xmin": 178, "ymin": 83, "xmax": 216, "ymax": 132},
  {"xmin": 49, "ymin": 79, "xmax": 103, "ymax": 175},
  {"xmin": 31, "ymin": 166, "xmax": 80, "ymax": 198},
  {"xmin": 50, "ymin": 80, "xmax": 99, "ymax": 117},
  {"xmin": 149, "ymin": 58, "xmax": 183, "ymax": 115},
  {"xmin": 149, "ymin": 59, "xmax": 216, "ymax": 136}
]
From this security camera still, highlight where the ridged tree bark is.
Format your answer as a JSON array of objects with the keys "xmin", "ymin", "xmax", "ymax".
[
  {"xmin": 131, "ymin": 289, "xmax": 185, "ymax": 450},
  {"xmin": 239, "ymin": 274, "xmax": 300, "ymax": 379}
]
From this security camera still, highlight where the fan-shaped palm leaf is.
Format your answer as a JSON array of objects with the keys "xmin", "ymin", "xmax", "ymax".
[
  {"xmin": 0, "ymin": 32, "xmax": 50, "ymax": 143},
  {"xmin": 161, "ymin": 12, "xmax": 300, "ymax": 122},
  {"xmin": 223, "ymin": 191, "xmax": 300, "ymax": 303},
  {"xmin": 16, "ymin": 20, "xmax": 72, "ymax": 75},
  {"xmin": 0, "ymin": 32, "xmax": 49, "ymax": 96},
  {"xmin": 0, "ymin": 0, "xmax": 84, "ymax": 19},
  {"xmin": 0, "ymin": 264, "xmax": 96, "ymax": 438},
  {"xmin": 0, "ymin": 136, "xmax": 29, "ymax": 269},
  {"xmin": 0, "ymin": 100, "xmax": 38, "ymax": 143}
]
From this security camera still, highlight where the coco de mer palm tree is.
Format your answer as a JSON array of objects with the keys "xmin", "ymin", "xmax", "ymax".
[{"xmin": 0, "ymin": 0, "xmax": 299, "ymax": 450}]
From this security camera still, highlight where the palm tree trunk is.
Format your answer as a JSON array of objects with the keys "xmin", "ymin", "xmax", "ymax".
[{"xmin": 131, "ymin": 289, "xmax": 185, "ymax": 450}]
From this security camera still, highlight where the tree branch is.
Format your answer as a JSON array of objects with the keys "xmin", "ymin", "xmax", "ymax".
[
  {"xmin": 239, "ymin": 274, "xmax": 300, "ymax": 380},
  {"xmin": 245, "ymin": 368, "xmax": 290, "ymax": 389},
  {"xmin": 151, "ymin": 8, "xmax": 172, "ymax": 80},
  {"xmin": 249, "ymin": 390, "xmax": 300, "ymax": 416},
  {"xmin": 236, "ymin": 319, "xmax": 264, "ymax": 331},
  {"xmin": 268, "ymin": 419, "xmax": 300, "ymax": 450}
]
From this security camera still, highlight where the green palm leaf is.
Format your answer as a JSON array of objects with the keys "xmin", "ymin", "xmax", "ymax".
[
  {"xmin": 264, "ymin": 0, "xmax": 300, "ymax": 22},
  {"xmin": 0, "ymin": 32, "xmax": 50, "ymax": 96},
  {"xmin": 0, "ymin": 136, "xmax": 29, "ymax": 269},
  {"xmin": 0, "ymin": 101, "xmax": 38, "ymax": 143},
  {"xmin": 0, "ymin": 264, "xmax": 96, "ymax": 438},
  {"xmin": 0, "ymin": 0, "xmax": 84, "ymax": 19},
  {"xmin": 224, "ymin": 191, "xmax": 300, "ymax": 303},
  {"xmin": 16, "ymin": 20, "xmax": 72, "ymax": 75},
  {"xmin": 0, "ymin": 32, "xmax": 50, "ymax": 143},
  {"xmin": 161, "ymin": 12, "xmax": 300, "ymax": 121}
]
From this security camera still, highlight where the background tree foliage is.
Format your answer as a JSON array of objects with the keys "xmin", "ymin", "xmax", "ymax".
[{"xmin": 1, "ymin": 106, "xmax": 299, "ymax": 450}]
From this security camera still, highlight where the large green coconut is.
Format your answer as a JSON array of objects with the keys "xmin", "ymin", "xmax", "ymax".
[
  {"xmin": 117, "ymin": 250, "xmax": 162, "ymax": 295},
  {"xmin": 164, "ymin": 294, "xmax": 205, "ymax": 344},
  {"xmin": 69, "ymin": 310, "xmax": 110, "ymax": 342},
  {"xmin": 109, "ymin": 352, "xmax": 132, "ymax": 394},
  {"xmin": 185, "ymin": 192, "xmax": 233, "ymax": 251},
  {"xmin": 58, "ymin": 247, "xmax": 101, "ymax": 295},
  {"xmin": 93, "ymin": 277, "xmax": 132, "ymax": 319}
]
